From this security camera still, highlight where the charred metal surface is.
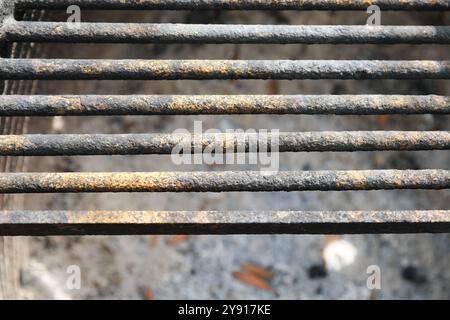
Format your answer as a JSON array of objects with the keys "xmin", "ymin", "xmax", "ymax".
[
  {"xmin": 0, "ymin": 0, "xmax": 13, "ymax": 41},
  {"xmin": 0, "ymin": 131, "xmax": 448, "ymax": 156},
  {"xmin": 0, "ymin": 0, "xmax": 13, "ymax": 18},
  {"xmin": 0, "ymin": 210, "xmax": 449, "ymax": 235},
  {"xmin": 3, "ymin": 0, "xmax": 450, "ymax": 236},
  {"xmin": 3, "ymin": 22, "xmax": 450, "ymax": 44},
  {"xmin": 1, "ymin": 59, "xmax": 450, "ymax": 80},
  {"xmin": 0, "ymin": 170, "xmax": 448, "ymax": 193},
  {"xmin": 1, "ymin": 95, "xmax": 449, "ymax": 116},
  {"xmin": 13, "ymin": 0, "xmax": 450, "ymax": 11}
]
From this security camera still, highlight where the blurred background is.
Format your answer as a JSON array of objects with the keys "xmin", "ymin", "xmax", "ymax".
[{"xmin": 2, "ymin": 8, "xmax": 450, "ymax": 299}]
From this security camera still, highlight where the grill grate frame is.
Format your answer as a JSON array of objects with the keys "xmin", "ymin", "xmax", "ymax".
[
  {"xmin": 0, "ymin": 0, "xmax": 449, "ymax": 235},
  {"xmin": 1, "ymin": 210, "xmax": 449, "ymax": 236},
  {"xmin": 13, "ymin": 0, "xmax": 450, "ymax": 11}
]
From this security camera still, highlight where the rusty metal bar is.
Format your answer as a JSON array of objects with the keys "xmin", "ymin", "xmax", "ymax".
[
  {"xmin": 3, "ymin": 22, "xmax": 450, "ymax": 44},
  {"xmin": 13, "ymin": 0, "xmax": 450, "ymax": 11},
  {"xmin": 1, "ymin": 95, "xmax": 449, "ymax": 116},
  {"xmin": 0, "ymin": 132, "xmax": 448, "ymax": 156},
  {"xmin": 0, "ymin": 170, "xmax": 448, "ymax": 193},
  {"xmin": 0, "ymin": 210, "xmax": 449, "ymax": 235},
  {"xmin": 1, "ymin": 59, "xmax": 450, "ymax": 80}
]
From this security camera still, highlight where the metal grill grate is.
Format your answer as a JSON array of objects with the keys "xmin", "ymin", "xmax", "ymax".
[{"xmin": 0, "ymin": 0, "xmax": 449, "ymax": 235}]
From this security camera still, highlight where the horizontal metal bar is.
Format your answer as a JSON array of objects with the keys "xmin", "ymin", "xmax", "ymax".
[
  {"xmin": 13, "ymin": 0, "xmax": 450, "ymax": 11},
  {"xmin": 0, "ymin": 170, "xmax": 448, "ymax": 193},
  {"xmin": 0, "ymin": 132, "xmax": 448, "ymax": 156},
  {"xmin": 4, "ymin": 22, "xmax": 450, "ymax": 44},
  {"xmin": 1, "ymin": 95, "xmax": 449, "ymax": 116},
  {"xmin": 1, "ymin": 59, "xmax": 449, "ymax": 80},
  {"xmin": 0, "ymin": 210, "xmax": 449, "ymax": 235}
]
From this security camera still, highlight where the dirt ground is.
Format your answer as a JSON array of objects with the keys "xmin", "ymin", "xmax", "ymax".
[{"xmin": 11, "ymin": 9, "xmax": 450, "ymax": 299}]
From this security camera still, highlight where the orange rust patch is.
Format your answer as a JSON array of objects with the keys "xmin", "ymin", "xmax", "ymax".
[
  {"xmin": 56, "ymin": 96, "xmax": 83, "ymax": 113},
  {"xmin": 80, "ymin": 63, "xmax": 107, "ymax": 75},
  {"xmin": 36, "ymin": 62, "xmax": 58, "ymax": 74},
  {"xmin": 0, "ymin": 135, "xmax": 26, "ymax": 153}
]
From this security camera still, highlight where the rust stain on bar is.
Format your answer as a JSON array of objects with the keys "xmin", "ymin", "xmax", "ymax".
[
  {"xmin": 1, "ymin": 59, "xmax": 449, "ymax": 80},
  {"xmin": 0, "ymin": 95, "xmax": 448, "ymax": 116},
  {"xmin": 0, "ymin": 170, "xmax": 448, "ymax": 193},
  {"xmin": 0, "ymin": 210, "xmax": 449, "ymax": 235},
  {"xmin": 0, "ymin": 131, "xmax": 448, "ymax": 155}
]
